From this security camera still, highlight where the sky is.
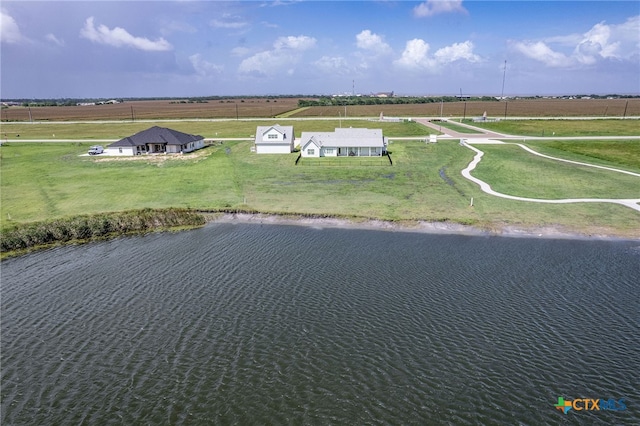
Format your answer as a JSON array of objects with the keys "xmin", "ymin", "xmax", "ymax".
[{"xmin": 1, "ymin": 1, "xmax": 639, "ymax": 98}]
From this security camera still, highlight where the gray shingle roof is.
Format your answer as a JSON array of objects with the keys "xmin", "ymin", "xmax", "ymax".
[{"xmin": 109, "ymin": 126, "xmax": 203, "ymax": 147}]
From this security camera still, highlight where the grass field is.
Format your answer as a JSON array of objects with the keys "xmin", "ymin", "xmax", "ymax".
[
  {"xmin": 2, "ymin": 135, "xmax": 639, "ymax": 237},
  {"xmin": 434, "ymin": 120, "xmax": 484, "ymax": 134},
  {"xmin": 0, "ymin": 119, "xmax": 428, "ymax": 141},
  {"xmin": 470, "ymin": 118, "xmax": 640, "ymax": 137},
  {"xmin": 527, "ymin": 140, "xmax": 640, "ymax": 172},
  {"xmin": 471, "ymin": 143, "xmax": 640, "ymax": 199}
]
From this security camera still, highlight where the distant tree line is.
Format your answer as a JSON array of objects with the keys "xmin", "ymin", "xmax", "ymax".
[{"xmin": 298, "ymin": 96, "xmax": 499, "ymax": 107}]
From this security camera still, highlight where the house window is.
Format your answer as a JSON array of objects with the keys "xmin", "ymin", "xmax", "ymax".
[
  {"xmin": 119, "ymin": 148, "xmax": 122, "ymax": 153},
  {"xmin": 268, "ymin": 134, "xmax": 278, "ymax": 139},
  {"xmin": 325, "ymin": 148, "xmax": 334, "ymax": 154},
  {"xmin": 307, "ymin": 149, "xmax": 315, "ymax": 155}
]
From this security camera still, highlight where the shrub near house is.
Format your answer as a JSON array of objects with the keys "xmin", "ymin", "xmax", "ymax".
[{"xmin": 106, "ymin": 126, "xmax": 204, "ymax": 156}]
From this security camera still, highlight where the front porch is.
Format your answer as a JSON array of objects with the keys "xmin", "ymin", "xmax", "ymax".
[{"xmin": 337, "ymin": 146, "xmax": 383, "ymax": 157}]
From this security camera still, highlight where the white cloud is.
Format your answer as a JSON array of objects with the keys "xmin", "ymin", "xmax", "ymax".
[
  {"xmin": 356, "ymin": 30, "xmax": 391, "ymax": 54},
  {"xmin": 394, "ymin": 39, "xmax": 434, "ymax": 69},
  {"xmin": 189, "ymin": 54, "xmax": 223, "ymax": 76},
  {"xmin": 80, "ymin": 17, "xmax": 172, "ymax": 51},
  {"xmin": 394, "ymin": 38, "xmax": 480, "ymax": 71},
  {"xmin": 239, "ymin": 35, "xmax": 316, "ymax": 76},
  {"xmin": 512, "ymin": 41, "xmax": 572, "ymax": 67},
  {"xmin": 413, "ymin": 0, "xmax": 467, "ymax": 18},
  {"xmin": 434, "ymin": 41, "xmax": 481, "ymax": 63},
  {"xmin": 45, "ymin": 33, "xmax": 65, "ymax": 47},
  {"xmin": 1, "ymin": 9, "xmax": 25, "ymax": 44},
  {"xmin": 231, "ymin": 46, "xmax": 250, "ymax": 57},
  {"xmin": 313, "ymin": 55, "xmax": 350, "ymax": 74},
  {"xmin": 211, "ymin": 20, "xmax": 248, "ymax": 29},
  {"xmin": 274, "ymin": 35, "xmax": 316, "ymax": 50},
  {"xmin": 210, "ymin": 13, "xmax": 249, "ymax": 30},
  {"xmin": 512, "ymin": 15, "xmax": 639, "ymax": 68}
]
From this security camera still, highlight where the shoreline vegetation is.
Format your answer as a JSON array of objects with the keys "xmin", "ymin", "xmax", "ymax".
[
  {"xmin": 3, "ymin": 208, "xmax": 638, "ymax": 259},
  {"xmin": 0, "ymin": 208, "xmax": 205, "ymax": 259}
]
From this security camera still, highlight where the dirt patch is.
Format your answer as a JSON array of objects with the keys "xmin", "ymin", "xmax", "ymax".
[{"xmin": 93, "ymin": 148, "xmax": 211, "ymax": 164}]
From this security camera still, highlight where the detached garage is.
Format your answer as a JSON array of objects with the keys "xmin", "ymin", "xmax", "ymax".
[{"xmin": 254, "ymin": 124, "xmax": 295, "ymax": 154}]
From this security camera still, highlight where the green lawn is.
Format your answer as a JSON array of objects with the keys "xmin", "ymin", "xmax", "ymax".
[
  {"xmin": 471, "ymin": 143, "xmax": 640, "ymax": 199},
  {"xmin": 0, "ymin": 119, "xmax": 428, "ymax": 140},
  {"xmin": 468, "ymin": 118, "xmax": 640, "ymax": 137},
  {"xmin": 434, "ymin": 120, "xmax": 484, "ymax": 134},
  {"xmin": 2, "ymin": 138, "xmax": 640, "ymax": 237},
  {"xmin": 526, "ymin": 139, "xmax": 640, "ymax": 172}
]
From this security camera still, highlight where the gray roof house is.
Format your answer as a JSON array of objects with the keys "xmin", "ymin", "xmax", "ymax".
[
  {"xmin": 106, "ymin": 126, "xmax": 205, "ymax": 156},
  {"xmin": 299, "ymin": 128, "xmax": 388, "ymax": 158}
]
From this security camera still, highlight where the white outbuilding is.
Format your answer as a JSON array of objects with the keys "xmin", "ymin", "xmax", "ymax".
[{"xmin": 254, "ymin": 124, "xmax": 295, "ymax": 154}]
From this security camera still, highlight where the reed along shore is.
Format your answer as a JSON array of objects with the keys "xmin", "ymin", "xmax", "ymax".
[{"xmin": 1, "ymin": 208, "xmax": 206, "ymax": 257}]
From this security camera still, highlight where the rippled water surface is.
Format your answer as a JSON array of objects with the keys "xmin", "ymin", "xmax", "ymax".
[{"xmin": 2, "ymin": 224, "xmax": 639, "ymax": 425}]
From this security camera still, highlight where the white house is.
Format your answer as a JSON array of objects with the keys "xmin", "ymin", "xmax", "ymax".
[
  {"xmin": 254, "ymin": 124, "xmax": 295, "ymax": 154},
  {"xmin": 106, "ymin": 126, "xmax": 205, "ymax": 156},
  {"xmin": 299, "ymin": 128, "xmax": 387, "ymax": 158}
]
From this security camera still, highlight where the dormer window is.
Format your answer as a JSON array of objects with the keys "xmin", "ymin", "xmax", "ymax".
[{"xmin": 268, "ymin": 133, "xmax": 278, "ymax": 139}]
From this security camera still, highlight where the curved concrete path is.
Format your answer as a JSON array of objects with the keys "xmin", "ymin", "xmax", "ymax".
[{"xmin": 460, "ymin": 140, "xmax": 640, "ymax": 212}]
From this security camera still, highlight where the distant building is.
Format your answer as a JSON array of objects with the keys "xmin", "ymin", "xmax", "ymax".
[
  {"xmin": 254, "ymin": 124, "xmax": 295, "ymax": 154},
  {"xmin": 373, "ymin": 91, "xmax": 394, "ymax": 98},
  {"xmin": 106, "ymin": 126, "xmax": 204, "ymax": 156},
  {"xmin": 299, "ymin": 128, "xmax": 387, "ymax": 158}
]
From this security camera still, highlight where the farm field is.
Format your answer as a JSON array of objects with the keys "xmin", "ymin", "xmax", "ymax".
[
  {"xmin": 288, "ymin": 98, "xmax": 640, "ymax": 119},
  {"xmin": 0, "ymin": 120, "xmax": 429, "ymax": 141},
  {"xmin": 3, "ymin": 97, "xmax": 639, "ymax": 122},
  {"xmin": 2, "ymin": 135, "xmax": 639, "ymax": 237},
  {"xmin": 1, "ymin": 98, "xmax": 303, "ymax": 122}
]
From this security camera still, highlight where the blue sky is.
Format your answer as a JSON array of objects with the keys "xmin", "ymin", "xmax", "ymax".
[{"xmin": 1, "ymin": 1, "xmax": 639, "ymax": 98}]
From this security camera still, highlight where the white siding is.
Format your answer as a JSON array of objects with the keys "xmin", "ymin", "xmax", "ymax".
[
  {"xmin": 105, "ymin": 146, "xmax": 135, "ymax": 156},
  {"xmin": 263, "ymin": 128, "xmax": 284, "ymax": 142},
  {"xmin": 183, "ymin": 139, "xmax": 205, "ymax": 153},
  {"xmin": 256, "ymin": 144, "xmax": 292, "ymax": 154},
  {"xmin": 301, "ymin": 142, "xmax": 320, "ymax": 157}
]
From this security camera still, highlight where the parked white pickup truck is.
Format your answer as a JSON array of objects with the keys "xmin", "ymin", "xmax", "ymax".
[{"xmin": 88, "ymin": 145, "xmax": 104, "ymax": 155}]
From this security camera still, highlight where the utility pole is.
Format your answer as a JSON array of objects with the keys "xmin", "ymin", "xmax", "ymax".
[{"xmin": 500, "ymin": 60, "xmax": 507, "ymax": 101}]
